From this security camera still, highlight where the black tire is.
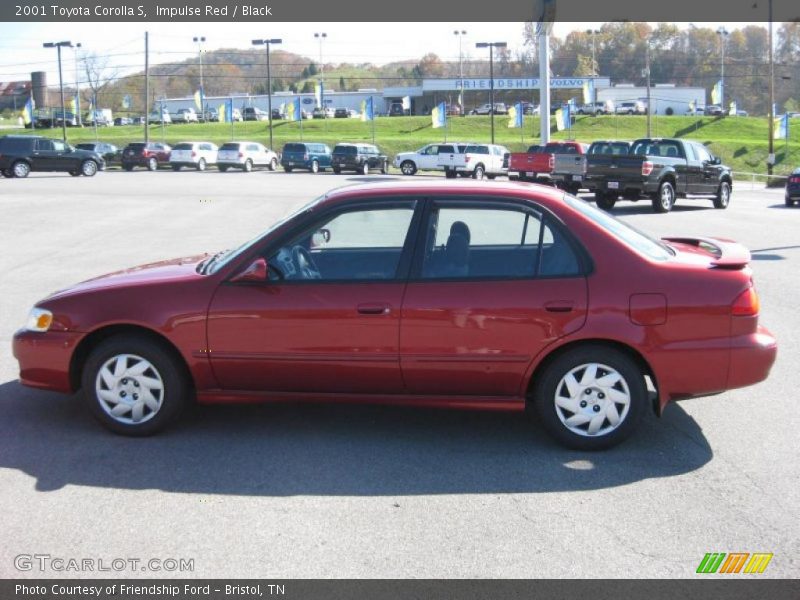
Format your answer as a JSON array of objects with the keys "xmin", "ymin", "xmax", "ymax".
[
  {"xmin": 2, "ymin": 168, "xmax": 13, "ymax": 178},
  {"xmin": 310, "ymin": 160, "xmax": 319, "ymax": 174},
  {"xmin": 172, "ymin": 165, "xmax": 181, "ymax": 171},
  {"xmin": 69, "ymin": 170, "xmax": 80, "ymax": 177},
  {"xmin": 333, "ymin": 166, "xmax": 341, "ymax": 174},
  {"xmin": 243, "ymin": 159, "xmax": 253, "ymax": 172},
  {"xmin": 218, "ymin": 166, "xmax": 228, "ymax": 173},
  {"xmin": 400, "ymin": 160, "xmax": 417, "ymax": 176},
  {"xmin": 486, "ymin": 174, "xmax": 497, "ymax": 180},
  {"xmin": 531, "ymin": 345, "xmax": 647, "ymax": 450},
  {"xmin": 81, "ymin": 334, "xmax": 189, "ymax": 436},
  {"xmin": 444, "ymin": 168, "xmax": 457, "ymax": 179},
  {"xmin": 12, "ymin": 160, "xmax": 30, "ymax": 178},
  {"xmin": 361, "ymin": 162, "xmax": 369, "ymax": 176},
  {"xmin": 284, "ymin": 166, "xmax": 293, "ymax": 173},
  {"xmin": 787, "ymin": 196, "xmax": 795, "ymax": 207},
  {"xmin": 123, "ymin": 165, "xmax": 134, "ymax": 172},
  {"xmin": 595, "ymin": 192, "xmax": 616, "ymax": 211},
  {"xmin": 380, "ymin": 160, "xmax": 388, "ymax": 175},
  {"xmin": 509, "ymin": 174, "xmax": 519, "ymax": 181},
  {"xmin": 269, "ymin": 158, "xmax": 278, "ymax": 172},
  {"xmin": 147, "ymin": 157, "xmax": 158, "ymax": 171},
  {"xmin": 652, "ymin": 180, "xmax": 675, "ymax": 213},
  {"xmin": 473, "ymin": 164, "xmax": 485, "ymax": 180},
  {"xmin": 197, "ymin": 158, "xmax": 206, "ymax": 172},
  {"xmin": 569, "ymin": 183, "xmax": 581, "ymax": 195},
  {"xmin": 713, "ymin": 181, "xmax": 730, "ymax": 209}
]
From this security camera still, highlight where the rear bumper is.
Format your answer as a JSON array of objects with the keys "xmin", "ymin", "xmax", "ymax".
[
  {"xmin": 12, "ymin": 329, "xmax": 83, "ymax": 393},
  {"xmin": 786, "ymin": 186, "xmax": 800, "ymax": 199},
  {"xmin": 727, "ymin": 326, "xmax": 778, "ymax": 391}
]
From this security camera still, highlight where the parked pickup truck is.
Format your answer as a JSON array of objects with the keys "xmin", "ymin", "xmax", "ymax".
[
  {"xmin": 438, "ymin": 143, "xmax": 509, "ymax": 179},
  {"xmin": 507, "ymin": 141, "xmax": 585, "ymax": 184},
  {"xmin": 550, "ymin": 142, "xmax": 590, "ymax": 194},
  {"xmin": 585, "ymin": 138, "xmax": 733, "ymax": 213}
]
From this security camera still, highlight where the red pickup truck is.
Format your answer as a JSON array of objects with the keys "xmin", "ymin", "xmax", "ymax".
[{"xmin": 508, "ymin": 141, "xmax": 586, "ymax": 184}]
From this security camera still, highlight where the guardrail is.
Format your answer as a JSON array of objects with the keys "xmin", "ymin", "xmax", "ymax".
[{"xmin": 732, "ymin": 171, "xmax": 789, "ymax": 190}]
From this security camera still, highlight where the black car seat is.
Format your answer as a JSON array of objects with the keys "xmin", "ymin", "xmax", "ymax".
[{"xmin": 441, "ymin": 221, "xmax": 471, "ymax": 277}]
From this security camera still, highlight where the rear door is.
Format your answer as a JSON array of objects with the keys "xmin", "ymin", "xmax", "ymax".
[
  {"xmin": 399, "ymin": 198, "xmax": 588, "ymax": 397},
  {"xmin": 32, "ymin": 138, "xmax": 58, "ymax": 170}
]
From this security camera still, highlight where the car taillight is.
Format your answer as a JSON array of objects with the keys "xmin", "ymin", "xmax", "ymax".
[
  {"xmin": 191, "ymin": 151, "xmax": 197, "ymax": 158},
  {"xmin": 642, "ymin": 161, "xmax": 654, "ymax": 176},
  {"xmin": 238, "ymin": 152, "xmax": 244, "ymax": 158},
  {"xmin": 732, "ymin": 286, "xmax": 760, "ymax": 317},
  {"xmin": 790, "ymin": 176, "xmax": 800, "ymax": 184},
  {"xmin": 142, "ymin": 150, "xmax": 150, "ymax": 157},
  {"xmin": 304, "ymin": 153, "xmax": 309, "ymax": 160}
]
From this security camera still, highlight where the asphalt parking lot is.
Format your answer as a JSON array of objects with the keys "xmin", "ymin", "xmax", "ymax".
[{"xmin": 0, "ymin": 170, "xmax": 797, "ymax": 578}]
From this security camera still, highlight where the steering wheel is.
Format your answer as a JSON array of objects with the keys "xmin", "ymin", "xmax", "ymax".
[{"xmin": 291, "ymin": 245, "xmax": 321, "ymax": 279}]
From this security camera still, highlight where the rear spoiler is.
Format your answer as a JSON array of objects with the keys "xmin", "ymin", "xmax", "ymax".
[{"xmin": 662, "ymin": 237, "xmax": 751, "ymax": 269}]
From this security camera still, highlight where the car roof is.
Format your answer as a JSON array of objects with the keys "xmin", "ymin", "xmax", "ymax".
[{"xmin": 318, "ymin": 180, "xmax": 567, "ymax": 209}]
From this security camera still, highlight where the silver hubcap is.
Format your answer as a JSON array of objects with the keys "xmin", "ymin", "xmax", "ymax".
[
  {"xmin": 402, "ymin": 163, "xmax": 413, "ymax": 175},
  {"xmin": 82, "ymin": 161, "xmax": 96, "ymax": 175},
  {"xmin": 14, "ymin": 163, "xmax": 29, "ymax": 177},
  {"xmin": 95, "ymin": 354, "xmax": 164, "ymax": 425},
  {"xmin": 721, "ymin": 185, "xmax": 729, "ymax": 204},
  {"xmin": 661, "ymin": 185, "xmax": 673, "ymax": 207},
  {"xmin": 554, "ymin": 363, "xmax": 631, "ymax": 437}
]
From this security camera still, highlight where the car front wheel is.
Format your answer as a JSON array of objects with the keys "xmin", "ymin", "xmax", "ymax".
[
  {"xmin": 80, "ymin": 160, "xmax": 98, "ymax": 177},
  {"xmin": 82, "ymin": 335, "xmax": 189, "ymax": 436},
  {"xmin": 532, "ymin": 345, "xmax": 647, "ymax": 450},
  {"xmin": 310, "ymin": 160, "xmax": 319, "ymax": 174},
  {"xmin": 269, "ymin": 158, "xmax": 278, "ymax": 171},
  {"xmin": 714, "ymin": 181, "xmax": 731, "ymax": 209}
]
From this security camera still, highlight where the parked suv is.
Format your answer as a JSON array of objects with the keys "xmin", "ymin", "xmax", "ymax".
[
  {"xmin": 169, "ymin": 141, "xmax": 219, "ymax": 171},
  {"xmin": 75, "ymin": 142, "xmax": 119, "ymax": 164},
  {"xmin": 216, "ymin": 141, "xmax": 278, "ymax": 172},
  {"xmin": 121, "ymin": 142, "xmax": 172, "ymax": 171},
  {"xmin": 470, "ymin": 103, "xmax": 508, "ymax": 115},
  {"xmin": 281, "ymin": 142, "xmax": 332, "ymax": 173},
  {"xmin": 172, "ymin": 108, "xmax": 199, "ymax": 124},
  {"xmin": 615, "ymin": 101, "xmax": 646, "ymax": 115},
  {"xmin": 577, "ymin": 102, "xmax": 607, "ymax": 115},
  {"xmin": 0, "ymin": 135, "xmax": 104, "ymax": 178},
  {"xmin": 242, "ymin": 107, "xmax": 269, "ymax": 121},
  {"xmin": 331, "ymin": 143, "xmax": 388, "ymax": 175},
  {"xmin": 786, "ymin": 168, "xmax": 800, "ymax": 207}
]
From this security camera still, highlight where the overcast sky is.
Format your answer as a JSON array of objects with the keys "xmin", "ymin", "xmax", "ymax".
[{"xmin": 0, "ymin": 21, "xmax": 756, "ymax": 83}]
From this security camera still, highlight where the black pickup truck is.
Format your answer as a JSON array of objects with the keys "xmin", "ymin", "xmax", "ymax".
[{"xmin": 584, "ymin": 138, "xmax": 732, "ymax": 213}]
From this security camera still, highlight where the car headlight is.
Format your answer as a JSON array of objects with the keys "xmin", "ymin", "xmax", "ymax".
[{"xmin": 26, "ymin": 308, "xmax": 53, "ymax": 332}]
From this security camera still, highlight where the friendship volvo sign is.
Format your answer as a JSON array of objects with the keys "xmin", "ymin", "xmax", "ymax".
[{"xmin": 423, "ymin": 78, "xmax": 611, "ymax": 92}]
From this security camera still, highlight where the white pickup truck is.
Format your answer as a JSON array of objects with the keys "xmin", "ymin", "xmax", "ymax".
[{"xmin": 438, "ymin": 143, "xmax": 510, "ymax": 180}]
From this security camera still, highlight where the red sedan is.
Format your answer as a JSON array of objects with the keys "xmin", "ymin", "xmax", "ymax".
[{"xmin": 12, "ymin": 181, "xmax": 776, "ymax": 449}]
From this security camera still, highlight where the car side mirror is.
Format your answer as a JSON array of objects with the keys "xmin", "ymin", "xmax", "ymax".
[{"xmin": 230, "ymin": 258, "xmax": 267, "ymax": 283}]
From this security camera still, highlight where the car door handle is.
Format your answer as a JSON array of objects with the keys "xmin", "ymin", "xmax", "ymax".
[
  {"xmin": 544, "ymin": 301, "xmax": 574, "ymax": 313},
  {"xmin": 357, "ymin": 303, "xmax": 391, "ymax": 315}
]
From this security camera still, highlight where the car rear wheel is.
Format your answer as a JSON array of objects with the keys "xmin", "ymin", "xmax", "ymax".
[
  {"xmin": 147, "ymin": 157, "xmax": 158, "ymax": 171},
  {"xmin": 284, "ymin": 166, "xmax": 293, "ymax": 173},
  {"xmin": 473, "ymin": 165, "xmax": 485, "ymax": 180},
  {"xmin": 714, "ymin": 181, "xmax": 730, "ymax": 209},
  {"xmin": 269, "ymin": 158, "xmax": 278, "ymax": 171},
  {"xmin": 311, "ymin": 160, "xmax": 319, "ymax": 174},
  {"xmin": 652, "ymin": 181, "xmax": 675, "ymax": 213},
  {"xmin": 82, "ymin": 335, "xmax": 189, "ymax": 436},
  {"xmin": 197, "ymin": 158, "xmax": 206, "ymax": 171},
  {"xmin": 123, "ymin": 165, "xmax": 134, "ymax": 172},
  {"xmin": 2, "ymin": 169, "xmax": 13, "ymax": 178},
  {"xmin": 532, "ymin": 345, "xmax": 647, "ymax": 450},
  {"xmin": 595, "ymin": 191, "xmax": 616, "ymax": 211},
  {"xmin": 333, "ymin": 166, "xmax": 341, "ymax": 174},
  {"xmin": 361, "ymin": 162, "xmax": 370, "ymax": 176},
  {"xmin": 400, "ymin": 161, "xmax": 417, "ymax": 176},
  {"xmin": 69, "ymin": 170, "xmax": 80, "ymax": 177},
  {"xmin": 12, "ymin": 161, "xmax": 30, "ymax": 178},
  {"xmin": 243, "ymin": 159, "xmax": 253, "ymax": 172}
]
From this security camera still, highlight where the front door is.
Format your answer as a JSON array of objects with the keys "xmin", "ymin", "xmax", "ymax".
[
  {"xmin": 207, "ymin": 199, "xmax": 421, "ymax": 394},
  {"xmin": 400, "ymin": 200, "xmax": 588, "ymax": 397}
]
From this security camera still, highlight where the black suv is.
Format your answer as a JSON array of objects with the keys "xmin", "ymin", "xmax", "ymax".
[
  {"xmin": 0, "ymin": 135, "xmax": 104, "ymax": 178},
  {"xmin": 242, "ymin": 107, "xmax": 268, "ymax": 121},
  {"xmin": 331, "ymin": 143, "xmax": 388, "ymax": 175}
]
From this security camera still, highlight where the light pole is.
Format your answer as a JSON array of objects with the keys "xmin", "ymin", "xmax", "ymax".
[
  {"xmin": 645, "ymin": 40, "xmax": 652, "ymax": 137},
  {"xmin": 193, "ymin": 36, "xmax": 205, "ymax": 113},
  {"xmin": 476, "ymin": 41, "xmax": 506, "ymax": 144},
  {"xmin": 585, "ymin": 29, "xmax": 599, "ymax": 77},
  {"xmin": 768, "ymin": 0, "xmax": 774, "ymax": 176},
  {"xmin": 43, "ymin": 41, "xmax": 72, "ymax": 141},
  {"xmin": 252, "ymin": 38, "xmax": 282, "ymax": 150},
  {"xmin": 314, "ymin": 32, "xmax": 327, "ymax": 113},
  {"xmin": 716, "ymin": 27, "xmax": 729, "ymax": 109},
  {"xmin": 453, "ymin": 30, "xmax": 467, "ymax": 114},
  {"xmin": 73, "ymin": 42, "xmax": 82, "ymax": 126}
]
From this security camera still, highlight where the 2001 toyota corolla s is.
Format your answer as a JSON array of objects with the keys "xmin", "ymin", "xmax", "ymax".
[{"xmin": 13, "ymin": 181, "xmax": 777, "ymax": 449}]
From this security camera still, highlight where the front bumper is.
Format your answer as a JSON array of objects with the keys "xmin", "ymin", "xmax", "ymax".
[{"xmin": 12, "ymin": 329, "xmax": 84, "ymax": 393}]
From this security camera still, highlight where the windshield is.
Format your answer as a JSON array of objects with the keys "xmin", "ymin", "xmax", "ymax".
[
  {"xmin": 333, "ymin": 145, "xmax": 357, "ymax": 155},
  {"xmin": 283, "ymin": 143, "xmax": 306, "ymax": 153},
  {"xmin": 220, "ymin": 143, "xmax": 239, "ymax": 151},
  {"xmin": 204, "ymin": 194, "xmax": 327, "ymax": 275},
  {"xmin": 173, "ymin": 143, "xmax": 193, "ymax": 150},
  {"xmin": 564, "ymin": 196, "xmax": 674, "ymax": 261}
]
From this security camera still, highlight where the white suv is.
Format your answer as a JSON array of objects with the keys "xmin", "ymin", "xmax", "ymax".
[
  {"xmin": 394, "ymin": 142, "xmax": 472, "ymax": 176},
  {"xmin": 173, "ymin": 108, "xmax": 199, "ymax": 123},
  {"xmin": 217, "ymin": 141, "xmax": 279, "ymax": 172},
  {"xmin": 169, "ymin": 141, "xmax": 218, "ymax": 171},
  {"xmin": 449, "ymin": 143, "xmax": 510, "ymax": 179}
]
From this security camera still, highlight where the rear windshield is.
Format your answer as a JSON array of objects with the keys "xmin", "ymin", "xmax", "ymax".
[
  {"xmin": 127, "ymin": 143, "xmax": 146, "ymax": 151},
  {"xmin": 284, "ymin": 143, "xmax": 306, "ymax": 152},
  {"xmin": 631, "ymin": 140, "xmax": 684, "ymax": 158},
  {"xmin": 76, "ymin": 143, "xmax": 96, "ymax": 150},
  {"xmin": 589, "ymin": 142, "xmax": 630, "ymax": 155},
  {"xmin": 465, "ymin": 145, "xmax": 489, "ymax": 154},
  {"xmin": 333, "ymin": 145, "xmax": 357, "ymax": 155},
  {"xmin": 0, "ymin": 137, "xmax": 33, "ymax": 151},
  {"xmin": 526, "ymin": 146, "xmax": 545, "ymax": 153},
  {"xmin": 220, "ymin": 143, "xmax": 240, "ymax": 151},
  {"xmin": 564, "ymin": 196, "xmax": 673, "ymax": 262},
  {"xmin": 173, "ymin": 143, "xmax": 194, "ymax": 150}
]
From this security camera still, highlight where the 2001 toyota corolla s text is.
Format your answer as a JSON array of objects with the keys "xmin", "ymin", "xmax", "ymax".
[{"xmin": 13, "ymin": 181, "xmax": 777, "ymax": 449}]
